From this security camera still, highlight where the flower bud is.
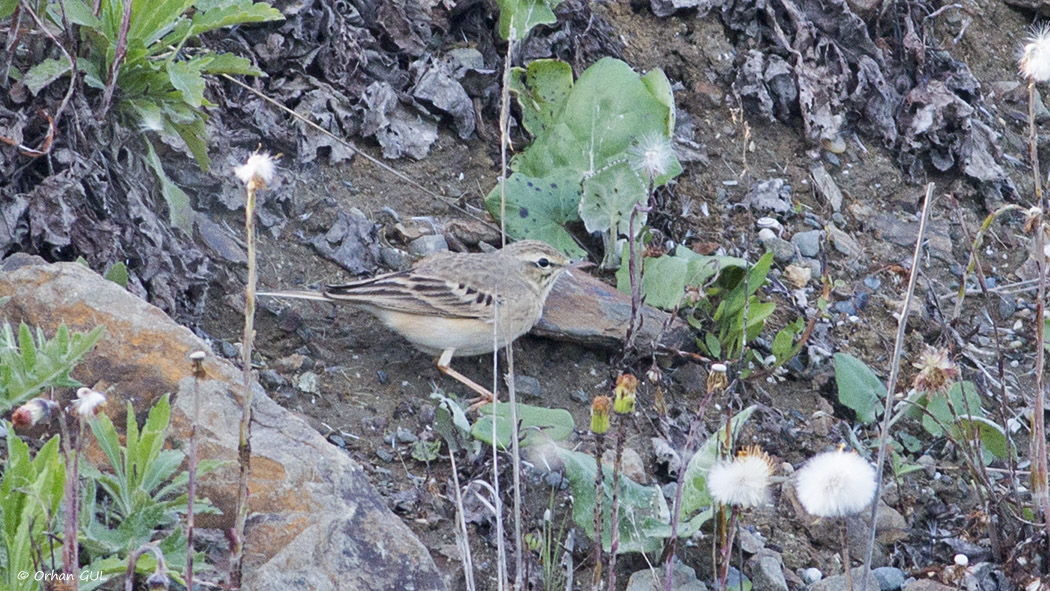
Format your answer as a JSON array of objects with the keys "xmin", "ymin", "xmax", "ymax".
[
  {"xmin": 11, "ymin": 398, "xmax": 58, "ymax": 428},
  {"xmin": 590, "ymin": 396, "xmax": 612, "ymax": 435},
  {"xmin": 707, "ymin": 363, "xmax": 728, "ymax": 394},
  {"xmin": 613, "ymin": 373, "xmax": 638, "ymax": 414}
]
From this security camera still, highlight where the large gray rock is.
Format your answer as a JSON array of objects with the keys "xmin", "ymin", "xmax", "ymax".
[{"xmin": 0, "ymin": 261, "xmax": 445, "ymax": 591}]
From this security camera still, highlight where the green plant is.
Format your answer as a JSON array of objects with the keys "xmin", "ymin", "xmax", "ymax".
[
  {"xmin": 8, "ymin": 0, "xmax": 282, "ymax": 231},
  {"xmin": 484, "ymin": 57, "xmax": 682, "ymax": 266},
  {"xmin": 0, "ymin": 321, "xmax": 105, "ymax": 414},
  {"xmin": 471, "ymin": 402, "xmax": 575, "ymax": 450},
  {"xmin": 556, "ymin": 406, "xmax": 755, "ymax": 554},
  {"xmin": 79, "ymin": 394, "xmax": 222, "ymax": 587},
  {"xmin": 0, "ymin": 428, "xmax": 65, "ymax": 591}
]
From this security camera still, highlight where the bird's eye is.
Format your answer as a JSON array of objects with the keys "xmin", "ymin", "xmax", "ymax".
[{"xmin": 536, "ymin": 258, "xmax": 550, "ymax": 268}]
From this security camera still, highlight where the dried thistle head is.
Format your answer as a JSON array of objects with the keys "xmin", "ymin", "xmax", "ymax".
[
  {"xmin": 1024, "ymin": 206, "xmax": 1044, "ymax": 234},
  {"xmin": 912, "ymin": 346, "xmax": 959, "ymax": 393},
  {"xmin": 707, "ymin": 363, "xmax": 728, "ymax": 394}
]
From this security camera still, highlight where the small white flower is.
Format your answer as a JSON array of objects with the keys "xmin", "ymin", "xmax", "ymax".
[
  {"xmin": 707, "ymin": 447, "xmax": 773, "ymax": 508},
  {"xmin": 70, "ymin": 387, "xmax": 106, "ymax": 420},
  {"xmin": 234, "ymin": 151, "xmax": 277, "ymax": 188},
  {"xmin": 628, "ymin": 134, "xmax": 675, "ymax": 180},
  {"xmin": 795, "ymin": 449, "xmax": 877, "ymax": 517},
  {"xmin": 1021, "ymin": 25, "xmax": 1050, "ymax": 83}
]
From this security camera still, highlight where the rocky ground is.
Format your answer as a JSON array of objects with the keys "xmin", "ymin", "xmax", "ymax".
[{"xmin": 6, "ymin": 0, "xmax": 1050, "ymax": 589}]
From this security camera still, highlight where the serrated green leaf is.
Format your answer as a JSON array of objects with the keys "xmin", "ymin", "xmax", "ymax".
[
  {"xmin": 24, "ymin": 58, "xmax": 72, "ymax": 95},
  {"xmin": 104, "ymin": 261, "xmax": 129, "ymax": 287},
  {"xmin": 144, "ymin": 139, "xmax": 195, "ymax": 231},
  {"xmin": 167, "ymin": 60, "xmax": 205, "ymax": 108},
  {"xmin": 199, "ymin": 53, "xmax": 263, "ymax": 76},
  {"xmin": 190, "ymin": 1, "xmax": 283, "ymax": 37},
  {"xmin": 62, "ymin": 0, "xmax": 102, "ymax": 27},
  {"xmin": 833, "ymin": 353, "xmax": 885, "ymax": 424}
]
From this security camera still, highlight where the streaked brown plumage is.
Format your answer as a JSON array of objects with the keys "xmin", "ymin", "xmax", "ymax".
[{"xmin": 259, "ymin": 240, "xmax": 574, "ymax": 403}]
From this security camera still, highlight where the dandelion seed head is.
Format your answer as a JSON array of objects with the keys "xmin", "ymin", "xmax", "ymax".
[
  {"xmin": 628, "ymin": 134, "xmax": 675, "ymax": 180},
  {"xmin": 795, "ymin": 449, "xmax": 876, "ymax": 517},
  {"xmin": 70, "ymin": 387, "xmax": 106, "ymax": 420},
  {"xmin": 1021, "ymin": 25, "xmax": 1050, "ymax": 83},
  {"xmin": 707, "ymin": 446, "xmax": 773, "ymax": 508},
  {"xmin": 912, "ymin": 346, "xmax": 958, "ymax": 393},
  {"xmin": 235, "ymin": 151, "xmax": 277, "ymax": 188}
]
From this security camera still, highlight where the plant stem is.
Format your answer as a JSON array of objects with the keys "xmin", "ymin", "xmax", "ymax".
[
  {"xmin": 607, "ymin": 417, "xmax": 626, "ymax": 591},
  {"xmin": 858, "ymin": 183, "xmax": 933, "ymax": 591},
  {"xmin": 718, "ymin": 507, "xmax": 740, "ymax": 591},
  {"xmin": 841, "ymin": 519, "xmax": 853, "ymax": 591},
  {"xmin": 99, "ymin": 0, "xmax": 133, "ymax": 120},
  {"xmin": 592, "ymin": 431, "xmax": 605, "ymax": 590},
  {"xmin": 187, "ymin": 355, "xmax": 205, "ymax": 591},
  {"xmin": 664, "ymin": 383, "xmax": 721, "ymax": 591},
  {"xmin": 1029, "ymin": 79, "xmax": 1050, "ymax": 565},
  {"xmin": 57, "ymin": 412, "xmax": 80, "ymax": 589},
  {"xmin": 231, "ymin": 181, "xmax": 258, "ymax": 586}
]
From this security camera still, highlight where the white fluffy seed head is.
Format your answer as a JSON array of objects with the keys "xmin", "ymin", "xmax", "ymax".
[
  {"xmin": 707, "ymin": 447, "xmax": 773, "ymax": 508},
  {"xmin": 628, "ymin": 134, "xmax": 675, "ymax": 181},
  {"xmin": 1021, "ymin": 25, "xmax": 1050, "ymax": 83},
  {"xmin": 235, "ymin": 151, "xmax": 277, "ymax": 188},
  {"xmin": 795, "ymin": 449, "xmax": 877, "ymax": 517},
  {"xmin": 71, "ymin": 387, "xmax": 106, "ymax": 420}
]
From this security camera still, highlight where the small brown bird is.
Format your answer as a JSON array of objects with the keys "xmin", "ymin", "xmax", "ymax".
[{"xmin": 259, "ymin": 240, "xmax": 575, "ymax": 405}]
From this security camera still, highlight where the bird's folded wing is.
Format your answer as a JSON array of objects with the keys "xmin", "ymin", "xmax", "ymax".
[{"xmin": 325, "ymin": 272, "xmax": 502, "ymax": 320}]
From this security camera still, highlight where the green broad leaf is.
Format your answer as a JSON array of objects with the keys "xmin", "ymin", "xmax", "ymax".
[
  {"xmin": 0, "ymin": 321, "xmax": 103, "ymax": 412},
  {"xmin": 956, "ymin": 416, "xmax": 1010, "ymax": 460},
  {"xmin": 484, "ymin": 170, "xmax": 585, "ymax": 258},
  {"xmin": 23, "ymin": 58, "xmax": 72, "ymax": 96},
  {"xmin": 104, "ymin": 261, "xmax": 129, "ymax": 287},
  {"xmin": 495, "ymin": 0, "xmax": 562, "ymax": 41},
  {"xmin": 62, "ymin": 0, "xmax": 102, "ymax": 27},
  {"xmin": 833, "ymin": 352, "xmax": 885, "ymax": 424},
  {"xmin": 190, "ymin": 1, "xmax": 284, "ymax": 37},
  {"xmin": 897, "ymin": 431, "xmax": 923, "ymax": 453},
  {"xmin": 555, "ymin": 447, "xmax": 669, "ymax": 553},
  {"xmin": 615, "ymin": 246, "xmax": 747, "ymax": 310},
  {"xmin": 171, "ymin": 116, "xmax": 210, "ymax": 170},
  {"xmin": 679, "ymin": 405, "xmax": 756, "ymax": 517},
  {"xmin": 922, "ymin": 381, "xmax": 983, "ymax": 436},
  {"xmin": 471, "ymin": 402, "xmax": 575, "ymax": 450},
  {"xmin": 487, "ymin": 58, "xmax": 679, "ymax": 260},
  {"xmin": 129, "ymin": 0, "xmax": 196, "ymax": 47},
  {"xmin": 167, "ymin": 60, "xmax": 206, "ymax": 108},
  {"xmin": 641, "ymin": 68, "xmax": 676, "ymax": 136},
  {"xmin": 510, "ymin": 59, "xmax": 573, "ymax": 137},
  {"xmin": 579, "ymin": 161, "xmax": 648, "ymax": 237},
  {"xmin": 199, "ymin": 53, "xmax": 263, "ymax": 76},
  {"xmin": 145, "ymin": 139, "xmax": 195, "ymax": 231},
  {"xmin": 432, "ymin": 394, "xmax": 472, "ymax": 453},
  {"xmin": 0, "ymin": 0, "xmax": 16, "ymax": 19}
]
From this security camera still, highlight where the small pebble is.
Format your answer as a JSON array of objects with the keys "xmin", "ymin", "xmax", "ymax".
[
  {"xmin": 801, "ymin": 567, "xmax": 823, "ymax": 584},
  {"xmin": 376, "ymin": 370, "xmax": 388, "ymax": 384}
]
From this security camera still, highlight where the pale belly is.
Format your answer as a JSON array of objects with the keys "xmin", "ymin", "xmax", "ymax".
[{"xmin": 373, "ymin": 310, "xmax": 534, "ymax": 357}]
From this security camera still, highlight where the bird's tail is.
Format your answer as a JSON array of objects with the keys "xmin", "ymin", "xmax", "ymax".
[{"xmin": 255, "ymin": 290, "xmax": 332, "ymax": 302}]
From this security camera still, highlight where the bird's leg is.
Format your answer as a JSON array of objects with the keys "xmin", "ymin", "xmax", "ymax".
[{"xmin": 435, "ymin": 349, "xmax": 496, "ymax": 411}]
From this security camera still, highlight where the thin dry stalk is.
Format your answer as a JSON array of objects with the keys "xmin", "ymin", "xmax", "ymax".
[
  {"xmin": 717, "ymin": 507, "xmax": 740, "ymax": 591},
  {"xmin": 663, "ymin": 381, "xmax": 724, "ymax": 591},
  {"xmin": 1028, "ymin": 79, "xmax": 1050, "ymax": 557},
  {"xmin": 186, "ymin": 352, "xmax": 206, "ymax": 591},
  {"xmin": 497, "ymin": 33, "xmax": 525, "ymax": 588},
  {"xmin": 449, "ymin": 449, "xmax": 477, "ymax": 591},
  {"xmin": 230, "ymin": 175, "xmax": 260, "ymax": 586},
  {"xmin": 56, "ymin": 412, "xmax": 80, "ymax": 589},
  {"xmin": 858, "ymin": 182, "xmax": 934, "ymax": 591}
]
